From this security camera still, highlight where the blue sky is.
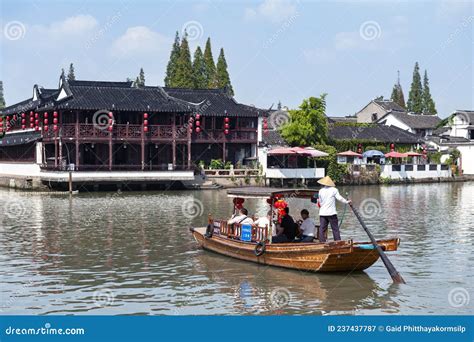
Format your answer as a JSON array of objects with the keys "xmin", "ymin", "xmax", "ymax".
[{"xmin": 1, "ymin": 0, "xmax": 472, "ymax": 118}]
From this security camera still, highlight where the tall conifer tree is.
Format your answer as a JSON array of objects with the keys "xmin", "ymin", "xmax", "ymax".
[
  {"xmin": 390, "ymin": 71, "xmax": 406, "ymax": 108},
  {"xmin": 216, "ymin": 48, "xmax": 234, "ymax": 96},
  {"xmin": 67, "ymin": 63, "xmax": 76, "ymax": 81},
  {"xmin": 174, "ymin": 33, "xmax": 194, "ymax": 88},
  {"xmin": 407, "ymin": 62, "xmax": 423, "ymax": 113},
  {"xmin": 0, "ymin": 81, "xmax": 5, "ymax": 109},
  {"xmin": 192, "ymin": 47, "xmax": 207, "ymax": 89},
  {"xmin": 203, "ymin": 38, "xmax": 217, "ymax": 88},
  {"xmin": 138, "ymin": 68, "xmax": 145, "ymax": 87},
  {"xmin": 422, "ymin": 70, "xmax": 437, "ymax": 114},
  {"xmin": 164, "ymin": 31, "xmax": 181, "ymax": 87}
]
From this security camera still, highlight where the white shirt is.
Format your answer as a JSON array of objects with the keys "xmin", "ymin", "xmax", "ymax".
[
  {"xmin": 318, "ymin": 186, "xmax": 348, "ymax": 216},
  {"xmin": 228, "ymin": 214, "xmax": 254, "ymax": 225},
  {"xmin": 300, "ymin": 217, "xmax": 316, "ymax": 236},
  {"xmin": 254, "ymin": 216, "xmax": 273, "ymax": 235}
]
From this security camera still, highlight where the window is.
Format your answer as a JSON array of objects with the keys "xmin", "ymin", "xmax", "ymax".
[
  {"xmin": 470, "ymin": 130, "xmax": 474, "ymax": 140},
  {"xmin": 371, "ymin": 113, "xmax": 378, "ymax": 122}
]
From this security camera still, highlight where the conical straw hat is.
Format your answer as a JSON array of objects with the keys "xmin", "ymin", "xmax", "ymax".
[{"xmin": 317, "ymin": 176, "xmax": 336, "ymax": 187}]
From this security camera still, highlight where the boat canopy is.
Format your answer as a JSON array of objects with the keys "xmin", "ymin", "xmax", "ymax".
[{"xmin": 227, "ymin": 187, "xmax": 319, "ymax": 199}]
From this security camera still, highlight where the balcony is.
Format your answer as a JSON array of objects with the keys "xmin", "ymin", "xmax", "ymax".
[{"xmin": 42, "ymin": 124, "xmax": 257, "ymax": 142}]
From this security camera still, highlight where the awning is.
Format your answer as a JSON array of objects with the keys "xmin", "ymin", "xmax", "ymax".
[
  {"xmin": 385, "ymin": 151, "xmax": 408, "ymax": 158},
  {"xmin": 406, "ymin": 152, "xmax": 423, "ymax": 157},
  {"xmin": 267, "ymin": 146, "xmax": 328, "ymax": 158},
  {"xmin": 362, "ymin": 150, "xmax": 385, "ymax": 158},
  {"xmin": 337, "ymin": 150, "xmax": 362, "ymax": 157}
]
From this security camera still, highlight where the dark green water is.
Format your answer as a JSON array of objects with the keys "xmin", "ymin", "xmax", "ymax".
[{"xmin": 0, "ymin": 182, "xmax": 472, "ymax": 315}]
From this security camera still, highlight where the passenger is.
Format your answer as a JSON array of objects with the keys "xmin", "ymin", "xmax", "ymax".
[
  {"xmin": 254, "ymin": 210, "xmax": 271, "ymax": 230},
  {"xmin": 317, "ymin": 176, "xmax": 351, "ymax": 242},
  {"xmin": 297, "ymin": 209, "xmax": 315, "ymax": 242},
  {"xmin": 272, "ymin": 207, "xmax": 297, "ymax": 243},
  {"xmin": 228, "ymin": 208, "xmax": 254, "ymax": 226}
]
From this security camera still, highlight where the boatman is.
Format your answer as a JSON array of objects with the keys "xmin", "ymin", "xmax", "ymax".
[{"xmin": 316, "ymin": 176, "xmax": 351, "ymax": 242}]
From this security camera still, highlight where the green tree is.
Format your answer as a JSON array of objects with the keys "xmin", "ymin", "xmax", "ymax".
[
  {"xmin": 174, "ymin": 34, "xmax": 194, "ymax": 88},
  {"xmin": 216, "ymin": 48, "xmax": 234, "ymax": 95},
  {"xmin": 192, "ymin": 46, "xmax": 207, "ymax": 89},
  {"xmin": 390, "ymin": 71, "xmax": 406, "ymax": 108},
  {"xmin": 164, "ymin": 31, "xmax": 181, "ymax": 87},
  {"xmin": 136, "ymin": 67, "xmax": 145, "ymax": 87},
  {"xmin": 407, "ymin": 62, "xmax": 423, "ymax": 113},
  {"xmin": 203, "ymin": 37, "xmax": 217, "ymax": 88},
  {"xmin": 280, "ymin": 95, "xmax": 329, "ymax": 146},
  {"xmin": 422, "ymin": 70, "xmax": 437, "ymax": 114},
  {"xmin": 0, "ymin": 81, "xmax": 5, "ymax": 109},
  {"xmin": 67, "ymin": 63, "xmax": 76, "ymax": 81}
]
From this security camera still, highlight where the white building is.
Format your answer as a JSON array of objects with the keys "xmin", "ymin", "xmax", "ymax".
[{"xmin": 377, "ymin": 111, "xmax": 441, "ymax": 138}]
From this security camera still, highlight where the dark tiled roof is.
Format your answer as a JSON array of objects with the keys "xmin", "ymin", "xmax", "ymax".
[
  {"xmin": 329, "ymin": 124, "xmax": 423, "ymax": 144},
  {"xmin": 378, "ymin": 111, "xmax": 441, "ymax": 129},
  {"xmin": 0, "ymin": 130, "xmax": 41, "ymax": 146},
  {"xmin": 163, "ymin": 87, "xmax": 262, "ymax": 117},
  {"xmin": 328, "ymin": 116, "xmax": 357, "ymax": 123},
  {"xmin": 374, "ymin": 100, "xmax": 405, "ymax": 112},
  {"xmin": 428, "ymin": 135, "xmax": 473, "ymax": 145},
  {"xmin": 54, "ymin": 83, "xmax": 193, "ymax": 112},
  {"xmin": 68, "ymin": 80, "xmax": 133, "ymax": 88},
  {"xmin": 1, "ymin": 98, "xmax": 41, "ymax": 115},
  {"xmin": 261, "ymin": 129, "xmax": 287, "ymax": 146},
  {"xmin": 454, "ymin": 110, "xmax": 474, "ymax": 125}
]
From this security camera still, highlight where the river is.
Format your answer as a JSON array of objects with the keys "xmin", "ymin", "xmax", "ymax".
[{"xmin": 0, "ymin": 182, "xmax": 473, "ymax": 315}]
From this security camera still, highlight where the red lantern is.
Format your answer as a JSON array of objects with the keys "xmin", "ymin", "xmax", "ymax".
[
  {"xmin": 0, "ymin": 122, "xmax": 3, "ymax": 127},
  {"xmin": 108, "ymin": 126, "xmax": 113, "ymax": 132},
  {"xmin": 189, "ymin": 128, "xmax": 193, "ymax": 134},
  {"xmin": 30, "ymin": 123, "xmax": 34, "ymax": 128},
  {"xmin": 53, "ymin": 118, "xmax": 58, "ymax": 124},
  {"xmin": 44, "ymin": 126, "xmax": 49, "ymax": 132},
  {"xmin": 195, "ymin": 126, "xmax": 201, "ymax": 133},
  {"xmin": 224, "ymin": 129, "xmax": 229, "ymax": 135},
  {"xmin": 108, "ymin": 111, "xmax": 113, "ymax": 118},
  {"xmin": 44, "ymin": 112, "xmax": 48, "ymax": 118},
  {"xmin": 35, "ymin": 126, "xmax": 39, "ymax": 131},
  {"xmin": 21, "ymin": 113, "xmax": 25, "ymax": 118},
  {"xmin": 143, "ymin": 113, "xmax": 148, "ymax": 119},
  {"xmin": 35, "ymin": 120, "xmax": 39, "ymax": 125},
  {"xmin": 196, "ymin": 113, "xmax": 201, "ymax": 120},
  {"xmin": 0, "ymin": 117, "xmax": 2, "ymax": 122},
  {"xmin": 44, "ymin": 119, "xmax": 48, "ymax": 125},
  {"xmin": 53, "ymin": 111, "xmax": 58, "ymax": 118},
  {"xmin": 195, "ymin": 120, "xmax": 200, "ymax": 127},
  {"xmin": 224, "ymin": 123, "xmax": 229, "ymax": 129},
  {"xmin": 390, "ymin": 143, "xmax": 395, "ymax": 152},
  {"xmin": 6, "ymin": 116, "xmax": 10, "ymax": 121},
  {"xmin": 53, "ymin": 125, "xmax": 58, "ymax": 132},
  {"xmin": 109, "ymin": 119, "xmax": 113, "ymax": 125},
  {"xmin": 22, "ymin": 125, "xmax": 26, "ymax": 130},
  {"xmin": 224, "ymin": 117, "xmax": 230, "ymax": 123},
  {"xmin": 144, "ymin": 126, "xmax": 149, "ymax": 132},
  {"xmin": 143, "ymin": 119, "xmax": 148, "ymax": 126},
  {"xmin": 21, "ymin": 119, "xmax": 26, "ymax": 124},
  {"xmin": 35, "ymin": 113, "xmax": 39, "ymax": 119}
]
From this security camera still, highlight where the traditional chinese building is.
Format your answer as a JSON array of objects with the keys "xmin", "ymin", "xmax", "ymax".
[{"xmin": 0, "ymin": 74, "xmax": 263, "ymax": 190}]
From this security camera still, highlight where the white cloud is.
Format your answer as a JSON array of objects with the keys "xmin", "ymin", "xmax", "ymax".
[
  {"xmin": 244, "ymin": 0, "xmax": 298, "ymax": 23},
  {"xmin": 33, "ymin": 14, "xmax": 98, "ymax": 39},
  {"xmin": 302, "ymin": 47, "xmax": 333, "ymax": 65},
  {"xmin": 111, "ymin": 26, "xmax": 171, "ymax": 57}
]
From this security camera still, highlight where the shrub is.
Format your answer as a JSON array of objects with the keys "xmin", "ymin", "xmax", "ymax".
[{"xmin": 209, "ymin": 159, "xmax": 224, "ymax": 169}]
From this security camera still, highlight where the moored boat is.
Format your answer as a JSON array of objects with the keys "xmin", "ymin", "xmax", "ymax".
[{"xmin": 190, "ymin": 187, "xmax": 400, "ymax": 273}]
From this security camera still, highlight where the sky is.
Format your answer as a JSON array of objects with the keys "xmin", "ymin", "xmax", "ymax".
[{"xmin": 0, "ymin": 0, "xmax": 472, "ymax": 118}]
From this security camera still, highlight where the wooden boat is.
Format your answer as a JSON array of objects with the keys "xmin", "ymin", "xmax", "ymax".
[{"xmin": 190, "ymin": 187, "xmax": 400, "ymax": 273}]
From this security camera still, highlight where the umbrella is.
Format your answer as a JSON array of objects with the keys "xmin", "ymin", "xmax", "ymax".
[
  {"xmin": 362, "ymin": 150, "xmax": 385, "ymax": 158},
  {"xmin": 385, "ymin": 151, "xmax": 408, "ymax": 158},
  {"xmin": 267, "ymin": 147, "xmax": 328, "ymax": 157},
  {"xmin": 406, "ymin": 152, "xmax": 423, "ymax": 157},
  {"xmin": 337, "ymin": 150, "xmax": 363, "ymax": 157}
]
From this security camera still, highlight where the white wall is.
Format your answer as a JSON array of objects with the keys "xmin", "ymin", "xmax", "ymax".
[
  {"xmin": 266, "ymin": 168, "xmax": 325, "ymax": 179},
  {"xmin": 0, "ymin": 162, "xmax": 41, "ymax": 176},
  {"xmin": 380, "ymin": 164, "xmax": 451, "ymax": 179},
  {"xmin": 458, "ymin": 145, "xmax": 474, "ymax": 175},
  {"xmin": 383, "ymin": 115, "xmax": 413, "ymax": 133}
]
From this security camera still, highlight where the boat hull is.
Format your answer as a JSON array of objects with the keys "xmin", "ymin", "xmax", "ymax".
[{"xmin": 191, "ymin": 227, "xmax": 399, "ymax": 272}]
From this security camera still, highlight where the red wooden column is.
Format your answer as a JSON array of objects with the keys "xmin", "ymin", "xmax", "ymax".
[
  {"xmin": 58, "ymin": 111, "xmax": 62, "ymax": 169},
  {"xmin": 75, "ymin": 111, "xmax": 80, "ymax": 169},
  {"xmin": 108, "ymin": 111, "xmax": 113, "ymax": 171},
  {"xmin": 172, "ymin": 114, "xmax": 176, "ymax": 169},
  {"xmin": 54, "ymin": 113, "xmax": 58, "ymax": 169},
  {"xmin": 141, "ymin": 115, "xmax": 145, "ymax": 171}
]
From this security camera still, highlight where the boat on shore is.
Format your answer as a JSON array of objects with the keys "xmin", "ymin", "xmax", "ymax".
[{"xmin": 190, "ymin": 187, "xmax": 400, "ymax": 273}]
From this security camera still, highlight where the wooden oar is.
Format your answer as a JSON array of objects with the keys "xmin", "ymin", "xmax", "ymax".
[{"xmin": 349, "ymin": 202, "xmax": 406, "ymax": 284}]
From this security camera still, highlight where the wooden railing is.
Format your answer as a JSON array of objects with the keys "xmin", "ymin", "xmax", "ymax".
[
  {"xmin": 212, "ymin": 219, "xmax": 269, "ymax": 242},
  {"xmin": 42, "ymin": 124, "xmax": 256, "ymax": 142},
  {"xmin": 40, "ymin": 163, "xmax": 193, "ymax": 172}
]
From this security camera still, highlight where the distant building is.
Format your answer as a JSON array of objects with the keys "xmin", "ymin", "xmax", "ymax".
[
  {"xmin": 329, "ymin": 124, "xmax": 423, "ymax": 145},
  {"xmin": 376, "ymin": 111, "xmax": 441, "ymax": 137},
  {"xmin": 355, "ymin": 99, "xmax": 405, "ymax": 123}
]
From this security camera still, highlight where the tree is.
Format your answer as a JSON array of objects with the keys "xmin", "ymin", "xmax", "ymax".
[
  {"xmin": 164, "ymin": 31, "xmax": 181, "ymax": 87},
  {"xmin": 67, "ymin": 63, "xmax": 76, "ymax": 81},
  {"xmin": 135, "ymin": 76, "xmax": 140, "ymax": 87},
  {"xmin": 407, "ymin": 62, "xmax": 423, "ymax": 113},
  {"xmin": 0, "ymin": 81, "xmax": 5, "ymax": 109},
  {"xmin": 173, "ymin": 33, "xmax": 194, "ymax": 88},
  {"xmin": 422, "ymin": 70, "xmax": 437, "ymax": 114},
  {"xmin": 192, "ymin": 46, "xmax": 207, "ymax": 89},
  {"xmin": 390, "ymin": 71, "xmax": 406, "ymax": 108},
  {"xmin": 280, "ymin": 94, "xmax": 329, "ymax": 146},
  {"xmin": 216, "ymin": 48, "xmax": 234, "ymax": 95},
  {"xmin": 136, "ymin": 67, "xmax": 145, "ymax": 87},
  {"xmin": 203, "ymin": 37, "xmax": 217, "ymax": 88}
]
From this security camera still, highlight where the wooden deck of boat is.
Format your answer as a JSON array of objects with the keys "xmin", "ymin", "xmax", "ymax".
[{"xmin": 191, "ymin": 227, "xmax": 399, "ymax": 273}]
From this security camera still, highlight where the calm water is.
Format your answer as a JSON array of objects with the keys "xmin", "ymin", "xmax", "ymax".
[{"xmin": 0, "ymin": 182, "xmax": 473, "ymax": 315}]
